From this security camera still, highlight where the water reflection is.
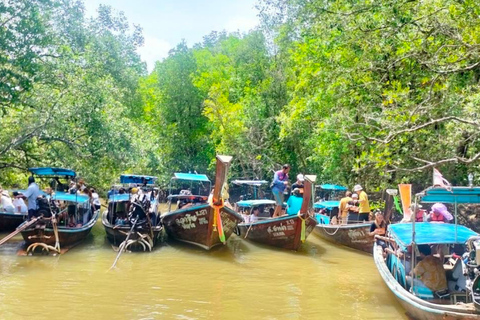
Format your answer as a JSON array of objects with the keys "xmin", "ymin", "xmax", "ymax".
[{"xmin": 0, "ymin": 221, "xmax": 406, "ymax": 319}]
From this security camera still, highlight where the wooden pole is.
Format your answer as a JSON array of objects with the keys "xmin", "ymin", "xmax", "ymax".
[
  {"xmin": 0, "ymin": 216, "xmax": 42, "ymax": 247},
  {"xmin": 109, "ymin": 216, "xmax": 139, "ymax": 270}
]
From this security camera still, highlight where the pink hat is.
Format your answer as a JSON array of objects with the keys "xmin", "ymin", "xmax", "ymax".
[{"xmin": 431, "ymin": 203, "xmax": 453, "ymax": 221}]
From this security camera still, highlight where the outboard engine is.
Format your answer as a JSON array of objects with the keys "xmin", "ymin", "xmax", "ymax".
[{"xmin": 36, "ymin": 196, "xmax": 58, "ymax": 218}]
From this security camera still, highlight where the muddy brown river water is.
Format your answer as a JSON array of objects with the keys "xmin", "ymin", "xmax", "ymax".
[{"xmin": 0, "ymin": 219, "xmax": 407, "ymax": 319}]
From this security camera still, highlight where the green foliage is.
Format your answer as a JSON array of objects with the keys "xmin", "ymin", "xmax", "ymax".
[{"xmin": 3, "ymin": 0, "xmax": 480, "ymax": 194}]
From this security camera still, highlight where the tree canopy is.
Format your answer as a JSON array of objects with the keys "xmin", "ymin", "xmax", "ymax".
[{"xmin": 2, "ymin": 0, "xmax": 480, "ymax": 192}]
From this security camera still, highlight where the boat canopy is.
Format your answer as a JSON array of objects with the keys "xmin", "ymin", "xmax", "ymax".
[
  {"xmin": 232, "ymin": 180, "xmax": 268, "ymax": 186},
  {"xmin": 389, "ymin": 222, "xmax": 478, "ymax": 249},
  {"xmin": 108, "ymin": 193, "xmax": 130, "ymax": 202},
  {"xmin": 48, "ymin": 191, "xmax": 89, "ymax": 203},
  {"xmin": 314, "ymin": 200, "xmax": 340, "ymax": 210},
  {"xmin": 236, "ymin": 199, "xmax": 276, "ymax": 207},
  {"xmin": 316, "ymin": 184, "xmax": 347, "ymax": 191},
  {"xmin": 120, "ymin": 174, "xmax": 157, "ymax": 185},
  {"xmin": 417, "ymin": 186, "xmax": 480, "ymax": 204},
  {"xmin": 172, "ymin": 173, "xmax": 210, "ymax": 182},
  {"xmin": 28, "ymin": 167, "xmax": 76, "ymax": 177}
]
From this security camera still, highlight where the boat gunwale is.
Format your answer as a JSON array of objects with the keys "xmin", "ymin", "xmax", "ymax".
[
  {"xmin": 162, "ymin": 203, "xmax": 243, "ymax": 221},
  {"xmin": 237, "ymin": 213, "xmax": 317, "ymax": 227},
  {"xmin": 19, "ymin": 210, "xmax": 99, "ymax": 233}
]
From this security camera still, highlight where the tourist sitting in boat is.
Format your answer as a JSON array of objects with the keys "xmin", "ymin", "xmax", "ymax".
[
  {"xmin": 338, "ymin": 190, "xmax": 352, "ymax": 225},
  {"xmin": 406, "ymin": 244, "xmax": 448, "ymax": 294},
  {"xmin": 286, "ymin": 188, "xmax": 303, "ymax": 215},
  {"xmin": 369, "ymin": 211, "xmax": 386, "ymax": 236},
  {"xmin": 426, "ymin": 203, "xmax": 453, "ymax": 223},
  {"xmin": 12, "ymin": 191, "xmax": 28, "ymax": 214},
  {"xmin": 68, "ymin": 182, "xmax": 77, "ymax": 194},
  {"xmin": 250, "ymin": 207, "xmax": 260, "ymax": 223},
  {"xmin": 346, "ymin": 193, "xmax": 360, "ymax": 223},
  {"xmin": 291, "ymin": 174, "xmax": 304, "ymax": 197},
  {"xmin": 0, "ymin": 188, "xmax": 15, "ymax": 213},
  {"xmin": 369, "ymin": 211, "xmax": 387, "ymax": 248}
]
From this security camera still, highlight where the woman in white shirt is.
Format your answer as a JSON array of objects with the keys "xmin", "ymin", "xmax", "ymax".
[{"xmin": 12, "ymin": 191, "xmax": 28, "ymax": 213}]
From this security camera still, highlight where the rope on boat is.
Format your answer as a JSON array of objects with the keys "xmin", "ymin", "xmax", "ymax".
[
  {"xmin": 320, "ymin": 220, "xmax": 341, "ymax": 236},
  {"xmin": 297, "ymin": 212, "xmax": 307, "ymax": 243},
  {"xmin": 244, "ymin": 222, "xmax": 254, "ymax": 239},
  {"xmin": 209, "ymin": 198, "xmax": 225, "ymax": 243},
  {"xmin": 25, "ymin": 216, "xmax": 61, "ymax": 255}
]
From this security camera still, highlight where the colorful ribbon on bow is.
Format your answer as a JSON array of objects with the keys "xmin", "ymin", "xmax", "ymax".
[
  {"xmin": 210, "ymin": 198, "xmax": 226, "ymax": 244},
  {"xmin": 297, "ymin": 212, "xmax": 306, "ymax": 243}
]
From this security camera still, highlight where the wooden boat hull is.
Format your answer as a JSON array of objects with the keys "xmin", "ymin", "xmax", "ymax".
[
  {"xmin": 374, "ymin": 243, "xmax": 480, "ymax": 320},
  {"xmin": 162, "ymin": 204, "xmax": 243, "ymax": 250},
  {"xmin": 237, "ymin": 214, "xmax": 317, "ymax": 250},
  {"xmin": 102, "ymin": 212, "xmax": 164, "ymax": 250},
  {"xmin": 19, "ymin": 211, "xmax": 99, "ymax": 250},
  {"xmin": 313, "ymin": 218, "xmax": 373, "ymax": 253},
  {"xmin": 0, "ymin": 212, "xmax": 27, "ymax": 232}
]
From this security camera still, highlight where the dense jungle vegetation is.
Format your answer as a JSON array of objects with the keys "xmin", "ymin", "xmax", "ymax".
[{"xmin": 2, "ymin": 0, "xmax": 480, "ymax": 192}]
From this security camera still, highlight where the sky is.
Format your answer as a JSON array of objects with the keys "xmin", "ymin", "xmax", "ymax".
[{"xmin": 83, "ymin": 0, "xmax": 261, "ymax": 71}]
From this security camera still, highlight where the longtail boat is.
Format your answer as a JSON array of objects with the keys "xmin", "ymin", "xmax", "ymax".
[
  {"xmin": 102, "ymin": 174, "xmax": 164, "ymax": 252},
  {"xmin": 313, "ymin": 200, "xmax": 373, "ymax": 254},
  {"xmin": 236, "ymin": 175, "xmax": 317, "ymax": 250},
  {"xmin": 161, "ymin": 155, "xmax": 243, "ymax": 250},
  {"xmin": 375, "ymin": 186, "xmax": 480, "ymax": 319},
  {"xmin": 0, "ymin": 200, "xmax": 27, "ymax": 231},
  {"xmin": 17, "ymin": 167, "xmax": 99, "ymax": 254}
]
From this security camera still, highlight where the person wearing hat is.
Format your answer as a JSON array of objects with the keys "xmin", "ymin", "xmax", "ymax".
[
  {"xmin": 286, "ymin": 188, "xmax": 303, "ymax": 215},
  {"xmin": 353, "ymin": 184, "xmax": 370, "ymax": 222},
  {"xmin": 426, "ymin": 203, "xmax": 453, "ymax": 223},
  {"xmin": 291, "ymin": 174, "xmax": 305, "ymax": 197},
  {"xmin": 271, "ymin": 164, "xmax": 290, "ymax": 217},
  {"xmin": 0, "ymin": 187, "xmax": 15, "ymax": 213}
]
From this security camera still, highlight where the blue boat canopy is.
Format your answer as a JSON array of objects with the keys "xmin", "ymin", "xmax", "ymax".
[
  {"xmin": 389, "ymin": 222, "xmax": 478, "ymax": 249},
  {"xmin": 108, "ymin": 193, "xmax": 130, "ymax": 202},
  {"xmin": 236, "ymin": 199, "xmax": 276, "ymax": 207},
  {"xmin": 28, "ymin": 167, "xmax": 76, "ymax": 177},
  {"xmin": 418, "ymin": 187, "xmax": 480, "ymax": 204},
  {"xmin": 173, "ymin": 173, "xmax": 210, "ymax": 182},
  {"xmin": 120, "ymin": 174, "xmax": 157, "ymax": 185},
  {"xmin": 314, "ymin": 200, "xmax": 340, "ymax": 210},
  {"xmin": 232, "ymin": 180, "xmax": 268, "ymax": 186},
  {"xmin": 317, "ymin": 184, "xmax": 347, "ymax": 191},
  {"xmin": 48, "ymin": 191, "xmax": 89, "ymax": 203}
]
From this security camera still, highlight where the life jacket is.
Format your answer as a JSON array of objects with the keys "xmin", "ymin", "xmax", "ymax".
[
  {"xmin": 416, "ymin": 209, "xmax": 426, "ymax": 222},
  {"xmin": 374, "ymin": 221, "xmax": 386, "ymax": 236},
  {"xmin": 430, "ymin": 212, "xmax": 445, "ymax": 222}
]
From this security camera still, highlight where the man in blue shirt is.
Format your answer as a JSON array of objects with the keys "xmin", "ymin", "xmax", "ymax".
[
  {"xmin": 271, "ymin": 164, "xmax": 290, "ymax": 217},
  {"xmin": 18, "ymin": 176, "xmax": 41, "ymax": 219}
]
